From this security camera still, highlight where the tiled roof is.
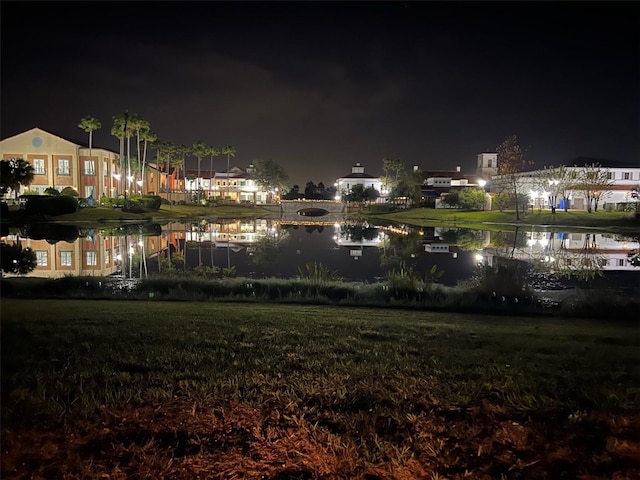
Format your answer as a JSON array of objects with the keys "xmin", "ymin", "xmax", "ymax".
[{"xmin": 340, "ymin": 172, "xmax": 377, "ymax": 179}]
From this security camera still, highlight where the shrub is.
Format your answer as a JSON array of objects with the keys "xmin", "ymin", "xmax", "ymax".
[
  {"xmin": 22, "ymin": 195, "xmax": 78, "ymax": 216},
  {"xmin": 120, "ymin": 195, "xmax": 161, "ymax": 212},
  {"xmin": 60, "ymin": 187, "xmax": 79, "ymax": 197}
]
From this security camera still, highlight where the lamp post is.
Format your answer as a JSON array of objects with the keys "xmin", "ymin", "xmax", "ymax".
[
  {"xmin": 478, "ymin": 179, "xmax": 487, "ymax": 210},
  {"xmin": 548, "ymin": 179, "xmax": 559, "ymax": 214}
]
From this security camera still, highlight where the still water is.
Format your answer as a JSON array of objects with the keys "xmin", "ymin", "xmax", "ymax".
[{"xmin": 3, "ymin": 218, "xmax": 640, "ymax": 295}]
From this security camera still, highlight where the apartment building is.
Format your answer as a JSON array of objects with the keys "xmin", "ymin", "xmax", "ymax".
[{"xmin": 1, "ymin": 128, "xmax": 123, "ymax": 200}]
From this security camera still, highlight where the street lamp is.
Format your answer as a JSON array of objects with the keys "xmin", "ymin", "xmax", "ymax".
[
  {"xmin": 548, "ymin": 179, "xmax": 559, "ymax": 214},
  {"xmin": 478, "ymin": 179, "xmax": 487, "ymax": 210}
]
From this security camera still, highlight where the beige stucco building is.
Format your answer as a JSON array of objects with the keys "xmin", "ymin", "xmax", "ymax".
[{"xmin": 1, "ymin": 127, "xmax": 121, "ymax": 199}]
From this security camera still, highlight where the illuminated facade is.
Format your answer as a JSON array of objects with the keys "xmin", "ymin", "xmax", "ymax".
[
  {"xmin": 335, "ymin": 163, "xmax": 382, "ymax": 200},
  {"xmin": 1, "ymin": 128, "xmax": 121, "ymax": 199}
]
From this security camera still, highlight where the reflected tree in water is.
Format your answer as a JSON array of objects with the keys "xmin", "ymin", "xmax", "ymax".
[
  {"xmin": 440, "ymin": 228, "xmax": 486, "ymax": 251},
  {"xmin": 1, "ymin": 239, "xmax": 37, "ymax": 275},
  {"xmin": 532, "ymin": 232, "xmax": 608, "ymax": 281},
  {"xmin": 471, "ymin": 258, "xmax": 531, "ymax": 299},
  {"xmin": 380, "ymin": 229, "xmax": 422, "ymax": 272},
  {"xmin": 250, "ymin": 230, "xmax": 291, "ymax": 267},
  {"xmin": 340, "ymin": 224, "xmax": 379, "ymax": 243}
]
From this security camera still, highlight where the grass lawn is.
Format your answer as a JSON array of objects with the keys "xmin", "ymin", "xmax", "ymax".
[
  {"xmin": 2, "ymin": 300, "xmax": 638, "ymax": 479},
  {"xmin": 372, "ymin": 208, "xmax": 640, "ymax": 233},
  {"xmin": 3, "ymin": 203, "xmax": 277, "ymax": 225}
]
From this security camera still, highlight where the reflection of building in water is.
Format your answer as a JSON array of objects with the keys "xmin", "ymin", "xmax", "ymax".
[
  {"xmin": 483, "ymin": 229, "xmax": 640, "ymax": 272},
  {"xmin": 181, "ymin": 219, "xmax": 275, "ymax": 249},
  {"xmin": 1, "ymin": 228, "xmax": 171, "ymax": 279},
  {"xmin": 333, "ymin": 223, "xmax": 384, "ymax": 260},
  {"xmin": 421, "ymin": 227, "xmax": 490, "ymax": 257},
  {"xmin": 1, "ymin": 232, "xmax": 121, "ymax": 278}
]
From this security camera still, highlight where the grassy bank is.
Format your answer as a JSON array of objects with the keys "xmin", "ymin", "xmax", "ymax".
[
  {"xmin": 4, "ymin": 273, "xmax": 640, "ymax": 320},
  {"xmin": 2, "ymin": 300, "xmax": 639, "ymax": 478},
  {"xmin": 371, "ymin": 207, "xmax": 640, "ymax": 233},
  {"xmin": 5, "ymin": 202, "xmax": 639, "ymax": 233},
  {"xmin": 3, "ymin": 203, "xmax": 277, "ymax": 225}
]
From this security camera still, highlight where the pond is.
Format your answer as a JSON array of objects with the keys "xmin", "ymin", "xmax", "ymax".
[{"xmin": 3, "ymin": 217, "xmax": 640, "ymax": 299}]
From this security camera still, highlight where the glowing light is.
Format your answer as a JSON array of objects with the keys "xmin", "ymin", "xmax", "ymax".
[
  {"xmin": 478, "ymin": 179, "xmax": 487, "ymax": 188},
  {"xmin": 475, "ymin": 253, "xmax": 484, "ymax": 263}
]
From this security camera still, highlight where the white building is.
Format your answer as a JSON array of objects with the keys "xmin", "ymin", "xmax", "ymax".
[
  {"xmin": 335, "ymin": 163, "xmax": 382, "ymax": 200},
  {"xmin": 485, "ymin": 159, "xmax": 640, "ymax": 211}
]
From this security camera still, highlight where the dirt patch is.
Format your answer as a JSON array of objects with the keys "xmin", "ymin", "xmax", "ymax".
[{"xmin": 2, "ymin": 399, "xmax": 639, "ymax": 479}]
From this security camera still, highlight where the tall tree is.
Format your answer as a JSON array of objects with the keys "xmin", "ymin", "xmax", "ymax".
[
  {"xmin": 252, "ymin": 158, "xmax": 289, "ymax": 203},
  {"xmin": 192, "ymin": 141, "xmax": 209, "ymax": 193},
  {"xmin": 533, "ymin": 165, "xmax": 579, "ymax": 212},
  {"xmin": 495, "ymin": 134, "xmax": 531, "ymax": 221},
  {"xmin": 78, "ymin": 116, "xmax": 102, "ymax": 188},
  {"xmin": 222, "ymin": 145, "xmax": 237, "ymax": 201},
  {"xmin": 139, "ymin": 127, "xmax": 156, "ymax": 194},
  {"xmin": 154, "ymin": 140, "xmax": 175, "ymax": 193},
  {"xmin": 207, "ymin": 146, "xmax": 220, "ymax": 198},
  {"xmin": 382, "ymin": 157, "xmax": 404, "ymax": 193},
  {"xmin": 575, "ymin": 162, "xmax": 614, "ymax": 213},
  {"xmin": 0, "ymin": 158, "xmax": 34, "ymax": 199},
  {"xmin": 111, "ymin": 112, "xmax": 134, "ymax": 196},
  {"xmin": 391, "ymin": 167, "xmax": 422, "ymax": 206},
  {"xmin": 171, "ymin": 144, "xmax": 190, "ymax": 202},
  {"xmin": 127, "ymin": 114, "xmax": 148, "ymax": 194}
]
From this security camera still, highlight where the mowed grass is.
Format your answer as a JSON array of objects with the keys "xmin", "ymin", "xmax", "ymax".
[
  {"xmin": 375, "ymin": 207, "xmax": 640, "ymax": 232},
  {"xmin": 11, "ymin": 203, "xmax": 275, "ymax": 224},
  {"xmin": 2, "ymin": 300, "xmax": 639, "ymax": 478}
]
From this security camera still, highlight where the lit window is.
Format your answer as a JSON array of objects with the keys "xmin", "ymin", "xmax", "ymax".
[
  {"xmin": 103, "ymin": 161, "xmax": 108, "ymax": 176},
  {"xmin": 36, "ymin": 250, "xmax": 48, "ymax": 266},
  {"xmin": 86, "ymin": 251, "xmax": 97, "ymax": 266},
  {"xmin": 33, "ymin": 159, "xmax": 45, "ymax": 175},
  {"xmin": 83, "ymin": 160, "xmax": 95, "ymax": 175},
  {"xmin": 60, "ymin": 251, "xmax": 72, "ymax": 266},
  {"xmin": 58, "ymin": 159, "xmax": 70, "ymax": 175},
  {"xmin": 105, "ymin": 250, "xmax": 110, "ymax": 265}
]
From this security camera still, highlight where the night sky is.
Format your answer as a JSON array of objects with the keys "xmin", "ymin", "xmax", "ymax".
[{"xmin": 2, "ymin": 1, "xmax": 638, "ymax": 186}]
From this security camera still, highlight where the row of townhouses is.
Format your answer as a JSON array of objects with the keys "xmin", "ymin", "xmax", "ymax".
[{"xmin": 1, "ymin": 127, "xmax": 639, "ymax": 210}]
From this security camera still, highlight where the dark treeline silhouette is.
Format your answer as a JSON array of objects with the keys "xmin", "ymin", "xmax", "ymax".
[{"xmin": 282, "ymin": 181, "xmax": 338, "ymax": 200}]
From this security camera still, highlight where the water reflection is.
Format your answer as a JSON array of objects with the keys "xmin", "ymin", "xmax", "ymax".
[{"xmin": 2, "ymin": 220, "xmax": 639, "ymax": 295}]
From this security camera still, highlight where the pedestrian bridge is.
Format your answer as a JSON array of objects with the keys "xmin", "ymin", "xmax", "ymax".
[{"xmin": 280, "ymin": 199, "xmax": 346, "ymax": 216}]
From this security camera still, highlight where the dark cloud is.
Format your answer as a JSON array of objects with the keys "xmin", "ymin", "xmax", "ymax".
[{"xmin": 2, "ymin": 1, "xmax": 638, "ymax": 185}]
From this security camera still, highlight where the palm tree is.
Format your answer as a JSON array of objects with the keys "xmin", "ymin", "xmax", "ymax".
[
  {"xmin": 78, "ymin": 116, "xmax": 102, "ymax": 194},
  {"xmin": 171, "ymin": 144, "xmax": 190, "ymax": 202},
  {"xmin": 154, "ymin": 140, "xmax": 173, "ymax": 194},
  {"xmin": 192, "ymin": 141, "xmax": 209, "ymax": 199},
  {"xmin": 222, "ymin": 145, "xmax": 237, "ymax": 202},
  {"xmin": 207, "ymin": 146, "xmax": 220, "ymax": 199},
  {"xmin": 139, "ymin": 127, "xmax": 156, "ymax": 194},
  {"xmin": 111, "ymin": 112, "xmax": 130, "ymax": 196},
  {"xmin": 126, "ymin": 114, "xmax": 147, "ymax": 194}
]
